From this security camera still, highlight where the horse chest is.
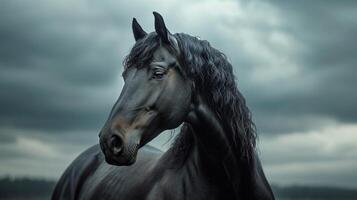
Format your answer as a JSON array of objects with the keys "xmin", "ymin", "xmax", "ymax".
[{"xmin": 146, "ymin": 170, "xmax": 232, "ymax": 200}]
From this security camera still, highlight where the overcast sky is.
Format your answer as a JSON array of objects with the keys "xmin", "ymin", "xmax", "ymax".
[{"xmin": 0, "ymin": 0, "xmax": 356, "ymax": 187}]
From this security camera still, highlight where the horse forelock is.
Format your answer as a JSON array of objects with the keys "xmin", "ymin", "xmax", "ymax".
[
  {"xmin": 123, "ymin": 32, "xmax": 179, "ymax": 71},
  {"xmin": 123, "ymin": 33, "xmax": 160, "ymax": 70}
]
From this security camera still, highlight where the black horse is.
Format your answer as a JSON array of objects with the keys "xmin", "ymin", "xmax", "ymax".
[{"xmin": 52, "ymin": 12, "xmax": 275, "ymax": 200}]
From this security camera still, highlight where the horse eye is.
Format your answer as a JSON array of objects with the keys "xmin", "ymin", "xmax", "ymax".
[{"xmin": 152, "ymin": 70, "xmax": 165, "ymax": 79}]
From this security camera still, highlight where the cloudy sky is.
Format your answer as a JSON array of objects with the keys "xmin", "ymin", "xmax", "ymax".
[{"xmin": 1, "ymin": 0, "xmax": 356, "ymax": 187}]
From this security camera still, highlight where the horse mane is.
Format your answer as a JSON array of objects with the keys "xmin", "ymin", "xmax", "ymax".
[
  {"xmin": 174, "ymin": 33, "xmax": 257, "ymax": 162},
  {"xmin": 123, "ymin": 32, "xmax": 257, "ymax": 195},
  {"xmin": 173, "ymin": 33, "xmax": 258, "ymax": 198}
]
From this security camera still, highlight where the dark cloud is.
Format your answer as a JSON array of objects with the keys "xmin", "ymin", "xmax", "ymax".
[
  {"xmin": 237, "ymin": 0, "xmax": 357, "ymax": 134},
  {"xmin": 0, "ymin": 0, "xmax": 129, "ymax": 133}
]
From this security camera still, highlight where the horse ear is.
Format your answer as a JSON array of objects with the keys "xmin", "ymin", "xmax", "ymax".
[
  {"xmin": 153, "ymin": 11, "xmax": 170, "ymax": 44},
  {"xmin": 132, "ymin": 18, "xmax": 147, "ymax": 41}
]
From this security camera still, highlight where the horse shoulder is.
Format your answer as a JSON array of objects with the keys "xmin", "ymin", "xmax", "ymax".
[{"xmin": 52, "ymin": 144, "xmax": 103, "ymax": 200}]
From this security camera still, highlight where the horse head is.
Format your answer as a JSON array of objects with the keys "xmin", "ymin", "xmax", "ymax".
[{"xmin": 99, "ymin": 12, "xmax": 193, "ymax": 166}]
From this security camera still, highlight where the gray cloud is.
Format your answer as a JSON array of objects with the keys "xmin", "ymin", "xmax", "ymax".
[
  {"xmin": 239, "ymin": 0, "xmax": 357, "ymax": 134},
  {"xmin": 0, "ymin": 0, "xmax": 128, "ymax": 132}
]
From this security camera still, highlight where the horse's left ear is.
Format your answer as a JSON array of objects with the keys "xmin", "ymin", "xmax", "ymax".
[
  {"xmin": 153, "ymin": 12, "xmax": 170, "ymax": 44},
  {"xmin": 153, "ymin": 12, "xmax": 180, "ymax": 53}
]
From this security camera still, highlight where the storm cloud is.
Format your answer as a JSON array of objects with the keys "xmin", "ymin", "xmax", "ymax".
[{"xmin": 0, "ymin": 0, "xmax": 356, "ymax": 187}]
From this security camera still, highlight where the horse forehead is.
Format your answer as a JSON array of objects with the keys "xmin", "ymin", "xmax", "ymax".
[{"xmin": 152, "ymin": 46, "xmax": 177, "ymax": 63}]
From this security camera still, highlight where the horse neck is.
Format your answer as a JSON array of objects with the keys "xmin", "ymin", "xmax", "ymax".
[
  {"xmin": 168, "ymin": 104, "xmax": 239, "ymax": 190},
  {"xmin": 186, "ymin": 117, "xmax": 236, "ymax": 177},
  {"xmin": 182, "ymin": 101, "xmax": 252, "ymax": 197},
  {"xmin": 163, "ymin": 106, "xmax": 272, "ymax": 199}
]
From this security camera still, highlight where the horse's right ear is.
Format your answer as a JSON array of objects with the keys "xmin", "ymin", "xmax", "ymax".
[{"xmin": 132, "ymin": 18, "xmax": 147, "ymax": 41}]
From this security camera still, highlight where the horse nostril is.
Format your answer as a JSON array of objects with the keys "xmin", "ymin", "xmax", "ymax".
[{"xmin": 110, "ymin": 135, "xmax": 123, "ymax": 155}]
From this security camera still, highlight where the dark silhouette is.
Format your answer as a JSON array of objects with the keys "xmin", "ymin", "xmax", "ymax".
[{"xmin": 52, "ymin": 12, "xmax": 275, "ymax": 200}]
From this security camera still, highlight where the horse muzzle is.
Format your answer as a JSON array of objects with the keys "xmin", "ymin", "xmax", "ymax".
[{"xmin": 99, "ymin": 129, "xmax": 141, "ymax": 166}]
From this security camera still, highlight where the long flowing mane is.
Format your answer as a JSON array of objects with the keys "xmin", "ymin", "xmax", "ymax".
[
  {"xmin": 174, "ymin": 33, "xmax": 257, "ymax": 161},
  {"xmin": 174, "ymin": 33, "xmax": 257, "ymax": 197},
  {"xmin": 124, "ymin": 32, "xmax": 257, "ymax": 196}
]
